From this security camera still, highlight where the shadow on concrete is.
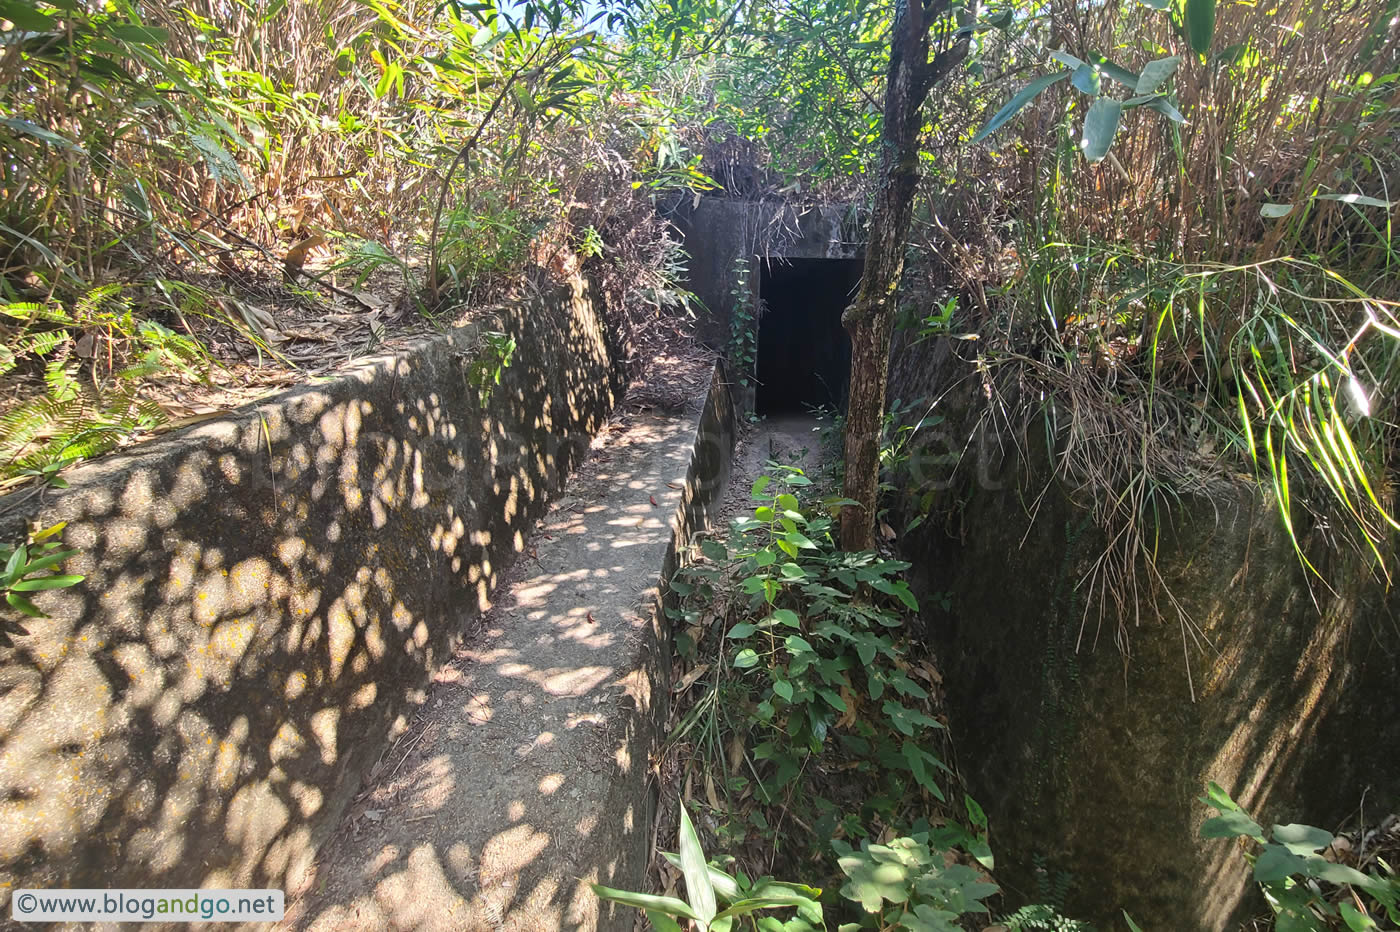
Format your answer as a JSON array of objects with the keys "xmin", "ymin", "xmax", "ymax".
[
  {"xmin": 0, "ymin": 273, "xmax": 626, "ymax": 912},
  {"xmin": 282, "ymin": 411, "xmax": 705, "ymax": 931}
]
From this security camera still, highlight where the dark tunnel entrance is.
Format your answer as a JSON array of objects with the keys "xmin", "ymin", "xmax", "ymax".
[{"xmin": 755, "ymin": 257, "xmax": 861, "ymax": 415}]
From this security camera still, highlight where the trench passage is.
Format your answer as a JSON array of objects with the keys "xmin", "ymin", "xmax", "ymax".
[{"xmin": 755, "ymin": 257, "xmax": 860, "ymax": 415}]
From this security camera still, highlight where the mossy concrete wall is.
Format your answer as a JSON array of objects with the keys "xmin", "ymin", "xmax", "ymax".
[
  {"xmin": 892, "ymin": 346, "xmax": 1400, "ymax": 929},
  {"xmin": 0, "ymin": 273, "xmax": 624, "ymax": 903}
]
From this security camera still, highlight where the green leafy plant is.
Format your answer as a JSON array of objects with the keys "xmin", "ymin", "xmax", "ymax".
[
  {"xmin": 592, "ymin": 802, "xmax": 825, "ymax": 932},
  {"xmin": 2, "ymin": 522, "xmax": 83, "ymax": 634},
  {"xmin": 466, "ymin": 330, "xmax": 518, "ymax": 405},
  {"xmin": 1200, "ymin": 783, "xmax": 1400, "ymax": 930},
  {"xmin": 667, "ymin": 465, "xmax": 953, "ymax": 855},
  {"xmin": 833, "ymin": 831, "xmax": 999, "ymax": 931}
]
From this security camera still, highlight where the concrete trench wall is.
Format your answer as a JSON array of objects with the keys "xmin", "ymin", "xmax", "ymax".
[
  {"xmin": 0, "ymin": 273, "xmax": 627, "ymax": 902},
  {"xmin": 667, "ymin": 197, "xmax": 863, "ymax": 359},
  {"xmin": 889, "ymin": 342, "xmax": 1400, "ymax": 929}
]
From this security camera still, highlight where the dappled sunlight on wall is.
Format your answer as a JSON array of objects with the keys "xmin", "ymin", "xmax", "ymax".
[
  {"xmin": 0, "ymin": 272, "xmax": 623, "ymax": 902},
  {"xmin": 280, "ymin": 370, "xmax": 735, "ymax": 931}
]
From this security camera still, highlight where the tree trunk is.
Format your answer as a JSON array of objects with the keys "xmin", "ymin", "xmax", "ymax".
[{"xmin": 840, "ymin": 0, "xmax": 968, "ymax": 551}]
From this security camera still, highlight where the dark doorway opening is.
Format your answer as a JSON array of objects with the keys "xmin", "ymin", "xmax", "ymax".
[{"xmin": 755, "ymin": 258, "xmax": 860, "ymax": 415}]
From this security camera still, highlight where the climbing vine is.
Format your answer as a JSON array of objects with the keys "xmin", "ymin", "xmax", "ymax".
[{"xmin": 728, "ymin": 259, "xmax": 759, "ymax": 389}]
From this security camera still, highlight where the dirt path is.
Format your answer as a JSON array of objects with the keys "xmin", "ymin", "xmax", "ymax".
[
  {"xmin": 281, "ymin": 407, "xmax": 703, "ymax": 932},
  {"xmin": 719, "ymin": 414, "xmax": 831, "ymax": 521}
]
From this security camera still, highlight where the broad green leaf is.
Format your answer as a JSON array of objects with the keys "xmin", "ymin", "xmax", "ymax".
[
  {"xmin": 5, "ymin": 591, "xmax": 43, "ymax": 618},
  {"xmin": 590, "ymin": 884, "xmax": 697, "ymax": 920},
  {"xmin": 837, "ymin": 850, "xmax": 914, "ymax": 912},
  {"xmin": 1253, "ymin": 844, "xmax": 1308, "ymax": 883},
  {"xmin": 715, "ymin": 884, "xmax": 823, "ymax": 922},
  {"xmin": 902, "ymin": 904, "xmax": 964, "ymax": 932},
  {"xmin": 745, "ymin": 882, "xmax": 823, "ymax": 922},
  {"xmin": 109, "ymin": 24, "xmax": 171, "ymax": 44},
  {"xmin": 646, "ymin": 910, "xmax": 684, "ymax": 932},
  {"xmin": 728, "ymin": 623, "xmax": 756, "ymax": 638},
  {"xmin": 1071, "ymin": 63, "xmax": 1101, "ymax": 95},
  {"xmin": 1080, "ymin": 98, "xmax": 1123, "ymax": 162},
  {"xmin": 779, "ymin": 563, "xmax": 806, "ymax": 579},
  {"xmin": 734, "ymin": 649, "xmax": 760, "ymax": 669},
  {"xmin": 785, "ymin": 635, "xmax": 813, "ymax": 654},
  {"xmin": 764, "ymin": 609, "xmax": 800, "ymax": 628},
  {"xmin": 965, "ymin": 794, "xmax": 988, "ymax": 829},
  {"xmin": 1136, "ymin": 55, "xmax": 1182, "ymax": 93},
  {"xmin": 1260, "ymin": 203, "xmax": 1295, "ymax": 219},
  {"xmin": 1340, "ymin": 902, "xmax": 1378, "ymax": 931},
  {"xmin": 660, "ymin": 852, "xmax": 742, "ymax": 901},
  {"xmin": 1186, "ymin": 0, "xmax": 1216, "ymax": 55},
  {"xmin": 678, "ymin": 804, "xmax": 717, "ymax": 927},
  {"xmin": 4, "ymin": 544, "xmax": 27, "ymax": 581},
  {"xmin": 772, "ymin": 678, "xmax": 793, "ymax": 701},
  {"xmin": 1307, "ymin": 858, "xmax": 1379, "ymax": 891},
  {"xmin": 970, "ymin": 71, "xmax": 1070, "ymax": 144},
  {"xmin": 1200, "ymin": 810, "xmax": 1265, "ymax": 842},
  {"xmin": 870, "ymin": 577, "xmax": 918, "ymax": 611},
  {"xmin": 902, "ymin": 741, "xmax": 947, "ymax": 800},
  {"xmin": 1202, "ymin": 782, "xmax": 1243, "ymax": 812},
  {"xmin": 1271, "ymin": 823, "xmax": 1333, "ymax": 856},
  {"xmin": 751, "ymin": 476, "xmax": 772, "ymax": 497},
  {"xmin": 911, "ymin": 863, "xmax": 997, "ymax": 914},
  {"xmin": 883, "ymin": 701, "xmax": 944, "ymax": 736},
  {"xmin": 1048, "ymin": 50, "xmax": 1087, "ymax": 70},
  {"xmin": 1124, "ymin": 912, "xmax": 1146, "ymax": 932}
]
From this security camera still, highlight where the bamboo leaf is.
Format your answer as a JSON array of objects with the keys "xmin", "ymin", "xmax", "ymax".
[
  {"xmin": 5, "ymin": 591, "xmax": 44, "ymax": 618},
  {"xmin": 1080, "ymin": 98, "xmax": 1123, "ymax": 162},
  {"xmin": 589, "ymin": 885, "xmax": 698, "ymax": 920},
  {"xmin": 11, "ymin": 574, "xmax": 84, "ymax": 591},
  {"xmin": 1087, "ymin": 52, "xmax": 1140, "ymax": 89},
  {"xmin": 678, "ymin": 803, "xmax": 717, "ymax": 927},
  {"xmin": 970, "ymin": 71, "xmax": 1070, "ymax": 143},
  {"xmin": 1315, "ymin": 193, "xmax": 1393, "ymax": 209},
  {"xmin": 1186, "ymin": 0, "xmax": 1216, "ymax": 56},
  {"xmin": 0, "ymin": 118, "xmax": 85, "ymax": 153},
  {"xmin": 1071, "ymin": 63, "xmax": 1101, "ymax": 95},
  {"xmin": 1135, "ymin": 55, "xmax": 1181, "ymax": 94}
]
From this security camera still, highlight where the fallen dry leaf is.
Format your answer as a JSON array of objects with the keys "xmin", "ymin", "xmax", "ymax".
[
  {"xmin": 673, "ymin": 664, "xmax": 710, "ymax": 694},
  {"xmin": 283, "ymin": 232, "xmax": 327, "ymax": 270},
  {"xmin": 726, "ymin": 733, "xmax": 745, "ymax": 774},
  {"xmin": 649, "ymin": 494, "xmax": 658, "ymax": 507}
]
